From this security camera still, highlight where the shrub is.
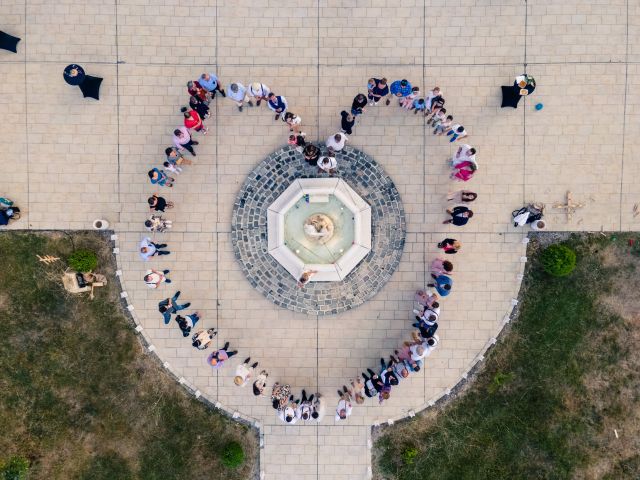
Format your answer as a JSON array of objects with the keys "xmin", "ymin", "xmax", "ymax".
[
  {"xmin": 401, "ymin": 447, "xmax": 418, "ymax": 465},
  {"xmin": 488, "ymin": 371, "xmax": 516, "ymax": 394},
  {"xmin": 0, "ymin": 456, "xmax": 29, "ymax": 480},
  {"xmin": 541, "ymin": 244, "xmax": 576, "ymax": 277},
  {"xmin": 221, "ymin": 442, "xmax": 244, "ymax": 469},
  {"xmin": 67, "ymin": 249, "xmax": 98, "ymax": 273}
]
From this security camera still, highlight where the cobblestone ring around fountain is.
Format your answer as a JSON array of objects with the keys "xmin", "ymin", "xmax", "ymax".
[{"xmin": 232, "ymin": 145, "xmax": 406, "ymax": 316}]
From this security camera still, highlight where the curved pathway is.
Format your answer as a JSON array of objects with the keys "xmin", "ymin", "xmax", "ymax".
[{"xmin": 3, "ymin": 1, "xmax": 638, "ymax": 479}]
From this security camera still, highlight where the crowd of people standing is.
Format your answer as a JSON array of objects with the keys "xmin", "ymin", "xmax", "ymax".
[{"xmin": 137, "ymin": 71, "xmax": 480, "ymax": 424}]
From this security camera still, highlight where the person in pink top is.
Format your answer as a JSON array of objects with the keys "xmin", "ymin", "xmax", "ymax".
[
  {"xmin": 451, "ymin": 161, "xmax": 476, "ymax": 182},
  {"xmin": 172, "ymin": 127, "xmax": 199, "ymax": 156},
  {"xmin": 207, "ymin": 341, "xmax": 238, "ymax": 369},
  {"xmin": 431, "ymin": 258, "xmax": 453, "ymax": 276}
]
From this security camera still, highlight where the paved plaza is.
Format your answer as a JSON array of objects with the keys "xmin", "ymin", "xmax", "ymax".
[{"xmin": 2, "ymin": 0, "xmax": 639, "ymax": 478}]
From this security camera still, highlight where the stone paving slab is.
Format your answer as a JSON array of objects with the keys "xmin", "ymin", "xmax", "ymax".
[
  {"xmin": 24, "ymin": 62, "xmax": 119, "ymax": 230},
  {"xmin": 117, "ymin": 0, "xmax": 217, "ymax": 65},
  {"xmin": 25, "ymin": 0, "xmax": 117, "ymax": 63},
  {"xmin": 425, "ymin": 0, "xmax": 525, "ymax": 66},
  {"xmin": 216, "ymin": 0, "xmax": 317, "ymax": 66},
  {"xmin": 523, "ymin": 63, "xmax": 625, "ymax": 232},
  {"xmin": 526, "ymin": 0, "xmax": 627, "ymax": 64}
]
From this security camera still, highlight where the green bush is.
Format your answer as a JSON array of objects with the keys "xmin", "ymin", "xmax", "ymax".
[
  {"xmin": 0, "ymin": 456, "xmax": 29, "ymax": 480},
  {"xmin": 221, "ymin": 442, "xmax": 244, "ymax": 469},
  {"xmin": 541, "ymin": 244, "xmax": 576, "ymax": 277},
  {"xmin": 67, "ymin": 249, "xmax": 98, "ymax": 273},
  {"xmin": 401, "ymin": 447, "xmax": 418, "ymax": 465}
]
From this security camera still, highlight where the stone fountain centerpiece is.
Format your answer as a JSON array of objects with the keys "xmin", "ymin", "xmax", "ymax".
[{"xmin": 267, "ymin": 178, "xmax": 372, "ymax": 282}]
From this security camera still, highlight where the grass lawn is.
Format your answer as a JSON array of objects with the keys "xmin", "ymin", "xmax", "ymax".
[
  {"xmin": 374, "ymin": 234, "xmax": 640, "ymax": 480},
  {"xmin": 0, "ymin": 232, "xmax": 257, "ymax": 480}
]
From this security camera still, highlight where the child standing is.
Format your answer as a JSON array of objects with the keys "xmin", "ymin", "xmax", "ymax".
[
  {"xmin": 434, "ymin": 114, "xmax": 453, "ymax": 135},
  {"xmin": 411, "ymin": 98, "xmax": 427, "ymax": 115},
  {"xmin": 447, "ymin": 124, "xmax": 468, "ymax": 142},
  {"xmin": 401, "ymin": 86, "xmax": 420, "ymax": 109}
]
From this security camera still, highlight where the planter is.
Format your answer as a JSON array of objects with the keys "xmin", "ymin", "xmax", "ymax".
[
  {"xmin": 531, "ymin": 219, "xmax": 546, "ymax": 231},
  {"xmin": 93, "ymin": 219, "xmax": 109, "ymax": 230}
]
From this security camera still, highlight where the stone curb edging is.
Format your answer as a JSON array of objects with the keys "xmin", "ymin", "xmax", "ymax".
[
  {"xmin": 109, "ymin": 231, "xmax": 264, "ymax": 480},
  {"xmin": 371, "ymin": 232, "xmax": 529, "ymax": 431}
]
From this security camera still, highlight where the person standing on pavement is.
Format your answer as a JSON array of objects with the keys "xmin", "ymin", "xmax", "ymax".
[
  {"xmin": 143, "ymin": 269, "xmax": 171, "ymax": 288},
  {"xmin": 207, "ymin": 341, "xmax": 238, "ymax": 369},
  {"xmin": 311, "ymin": 393, "xmax": 326, "ymax": 421},
  {"xmin": 367, "ymin": 77, "xmax": 389, "ymax": 105},
  {"xmin": 192, "ymin": 328, "xmax": 217, "ymax": 350},
  {"xmin": 326, "ymin": 132, "xmax": 347, "ymax": 153},
  {"xmin": 447, "ymin": 190, "xmax": 477, "ymax": 203},
  {"xmin": 175, "ymin": 312, "xmax": 200, "ymax": 337},
  {"xmin": 158, "ymin": 291, "xmax": 190, "ymax": 324},
  {"xmin": 431, "ymin": 258, "xmax": 454, "ymax": 276},
  {"xmin": 303, "ymin": 144, "xmax": 321, "ymax": 165},
  {"xmin": 252, "ymin": 370, "xmax": 269, "ymax": 396},
  {"xmin": 443, "ymin": 206, "xmax": 474, "ymax": 226},
  {"xmin": 234, "ymin": 357, "xmax": 259, "ymax": 386},
  {"xmin": 187, "ymin": 80, "xmax": 209, "ymax": 104},
  {"xmin": 447, "ymin": 124, "xmax": 468, "ymax": 143},
  {"xmin": 248, "ymin": 82, "xmax": 271, "ymax": 106},
  {"xmin": 283, "ymin": 111, "xmax": 303, "ymax": 133},
  {"xmin": 401, "ymin": 86, "xmax": 420, "ymax": 109},
  {"xmin": 438, "ymin": 238, "xmax": 461, "ymax": 254},
  {"xmin": 340, "ymin": 110, "xmax": 356, "ymax": 135},
  {"xmin": 189, "ymin": 95, "xmax": 210, "ymax": 119},
  {"xmin": 317, "ymin": 155, "xmax": 337, "ymax": 175},
  {"xmin": 227, "ymin": 82, "xmax": 252, "ymax": 111},
  {"xmin": 388, "ymin": 79, "xmax": 412, "ymax": 105},
  {"xmin": 181, "ymin": 106, "xmax": 208, "ymax": 134},
  {"xmin": 139, "ymin": 236, "xmax": 170, "ymax": 260},
  {"xmin": 147, "ymin": 168, "xmax": 174, "ymax": 187},
  {"xmin": 172, "ymin": 127, "xmax": 199, "ymax": 156},
  {"xmin": 433, "ymin": 114, "xmax": 453, "ymax": 135},
  {"xmin": 267, "ymin": 93, "xmax": 288, "ymax": 120},
  {"xmin": 450, "ymin": 144, "xmax": 477, "ymax": 168},
  {"xmin": 165, "ymin": 146, "xmax": 193, "ymax": 166},
  {"xmin": 335, "ymin": 386, "xmax": 353, "ymax": 420},
  {"xmin": 428, "ymin": 273, "xmax": 453, "ymax": 297},
  {"xmin": 148, "ymin": 194, "xmax": 173, "ymax": 212},
  {"xmin": 198, "ymin": 72, "xmax": 226, "ymax": 98},
  {"xmin": 351, "ymin": 93, "xmax": 367, "ymax": 116}
]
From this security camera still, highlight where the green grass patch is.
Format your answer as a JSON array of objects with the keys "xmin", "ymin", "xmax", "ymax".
[
  {"xmin": 374, "ymin": 234, "xmax": 640, "ymax": 480},
  {"xmin": 0, "ymin": 232, "xmax": 257, "ymax": 480}
]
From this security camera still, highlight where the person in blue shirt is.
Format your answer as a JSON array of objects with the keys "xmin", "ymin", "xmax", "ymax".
[
  {"xmin": 411, "ymin": 97, "xmax": 427, "ymax": 114},
  {"xmin": 198, "ymin": 72, "xmax": 226, "ymax": 98},
  {"xmin": 428, "ymin": 274, "xmax": 453, "ymax": 297},
  {"xmin": 388, "ymin": 79, "xmax": 412, "ymax": 105},
  {"xmin": 158, "ymin": 291, "xmax": 191, "ymax": 324}
]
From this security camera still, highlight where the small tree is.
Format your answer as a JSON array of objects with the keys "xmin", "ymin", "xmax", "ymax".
[
  {"xmin": 221, "ymin": 442, "xmax": 244, "ymax": 469},
  {"xmin": 540, "ymin": 244, "xmax": 576, "ymax": 277},
  {"xmin": 67, "ymin": 249, "xmax": 98, "ymax": 273}
]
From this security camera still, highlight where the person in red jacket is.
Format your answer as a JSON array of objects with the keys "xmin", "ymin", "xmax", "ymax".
[{"xmin": 181, "ymin": 107, "xmax": 208, "ymax": 135}]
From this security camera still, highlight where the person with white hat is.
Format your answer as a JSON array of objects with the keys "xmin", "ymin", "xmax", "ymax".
[
  {"xmin": 248, "ymin": 82, "xmax": 271, "ymax": 106},
  {"xmin": 234, "ymin": 357, "xmax": 259, "ymax": 387}
]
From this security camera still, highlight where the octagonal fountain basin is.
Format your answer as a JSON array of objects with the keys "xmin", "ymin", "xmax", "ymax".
[{"xmin": 267, "ymin": 178, "xmax": 371, "ymax": 282}]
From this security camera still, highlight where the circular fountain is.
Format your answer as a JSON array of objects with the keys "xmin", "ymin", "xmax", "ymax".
[{"xmin": 267, "ymin": 178, "xmax": 371, "ymax": 282}]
